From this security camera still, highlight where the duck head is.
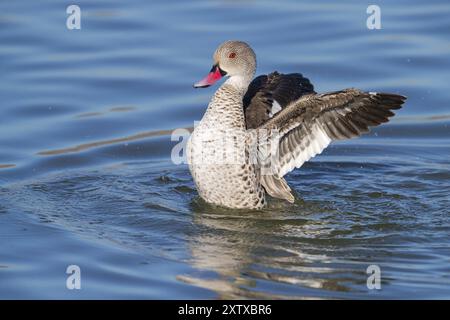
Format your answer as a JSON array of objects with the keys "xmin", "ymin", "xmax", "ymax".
[{"xmin": 194, "ymin": 40, "xmax": 257, "ymax": 88}]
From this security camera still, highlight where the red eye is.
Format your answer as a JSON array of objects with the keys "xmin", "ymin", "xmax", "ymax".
[{"xmin": 228, "ymin": 52, "xmax": 236, "ymax": 59}]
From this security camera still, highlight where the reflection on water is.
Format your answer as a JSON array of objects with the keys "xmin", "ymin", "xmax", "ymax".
[
  {"xmin": 1, "ymin": 0, "xmax": 450, "ymax": 299},
  {"xmin": 37, "ymin": 128, "xmax": 179, "ymax": 155},
  {"xmin": 0, "ymin": 164, "xmax": 15, "ymax": 169},
  {"xmin": 180, "ymin": 203, "xmax": 337, "ymax": 299},
  {"xmin": 76, "ymin": 106, "xmax": 136, "ymax": 118}
]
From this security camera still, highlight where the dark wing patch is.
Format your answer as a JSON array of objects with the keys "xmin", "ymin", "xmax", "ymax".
[{"xmin": 243, "ymin": 72, "xmax": 315, "ymax": 129}]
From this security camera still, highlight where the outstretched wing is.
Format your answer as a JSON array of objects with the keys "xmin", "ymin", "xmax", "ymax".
[
  {"xmin": 257, "ymin": 88, "xmax": 406, "ymax": 200},
  {"xmin": 243, "ymin": 72, "xmax": 315, "ymax": 129}
]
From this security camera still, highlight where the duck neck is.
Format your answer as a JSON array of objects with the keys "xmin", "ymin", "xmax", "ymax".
[
  {"xmin": 224, "ymin": 75, "xmax": 252, "ymax": 95},
  {"xmin": 201, "ymin": 75, "xmax": 252, "ymax": 129}
]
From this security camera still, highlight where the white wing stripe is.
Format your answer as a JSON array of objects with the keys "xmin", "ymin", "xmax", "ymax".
[
  {"xmin": 269, "ymin": 100, "xmax": 282, "ymax": 117},
  {"xmin": 278, "ymin": 124, "xmax": 331, "ymax": 177}
]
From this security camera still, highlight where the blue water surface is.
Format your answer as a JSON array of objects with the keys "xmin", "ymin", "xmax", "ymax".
[{"xmin": 0, "ymin": 0, "xmax": 449, "ymax": 299}]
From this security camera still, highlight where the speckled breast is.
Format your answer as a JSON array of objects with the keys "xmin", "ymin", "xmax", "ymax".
[{"xmin": 187, "ymin": 127, "xmax": 266, "ymax": 209}]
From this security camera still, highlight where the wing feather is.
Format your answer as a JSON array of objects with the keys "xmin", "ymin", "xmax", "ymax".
[
  {"xmin": 244, "ymin": 72, "xmax": 315, "ymax": 129},
  {"xmin": 258, "ymin": 89, "xmax": 406, "ymax": 178}
]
